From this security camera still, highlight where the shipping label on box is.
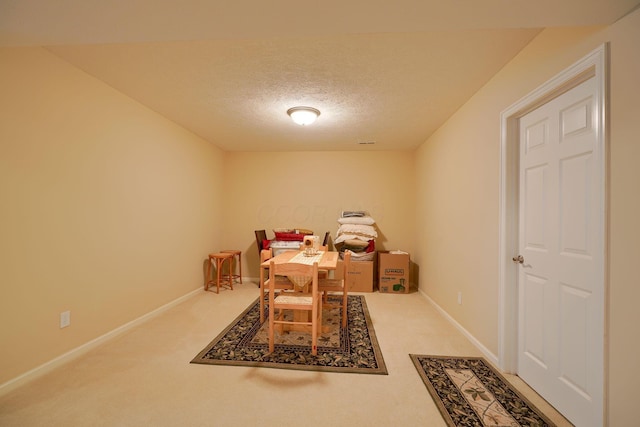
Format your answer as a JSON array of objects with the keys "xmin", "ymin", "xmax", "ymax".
[{"xmin": 378, "ymin": 252, "xmax": 410, "ymax": 293}]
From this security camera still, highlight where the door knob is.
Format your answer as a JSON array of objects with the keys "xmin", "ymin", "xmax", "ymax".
[{"xmin": 512, "ymin": 255, "xmax": 524, "ymax": 264}]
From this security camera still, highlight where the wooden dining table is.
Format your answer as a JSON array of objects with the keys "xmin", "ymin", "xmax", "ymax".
[
  {"xmin": 260, "ymin": 249, "xmax": 339, "ymax": 272},
  {"xmin": 260, "ymin": 249, "xmax": 339, "ymax": 332}
]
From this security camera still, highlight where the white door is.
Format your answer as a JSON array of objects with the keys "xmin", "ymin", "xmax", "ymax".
[{"xmin": 517, "ymin": 76, "xmax": 604, "ymax": 427}]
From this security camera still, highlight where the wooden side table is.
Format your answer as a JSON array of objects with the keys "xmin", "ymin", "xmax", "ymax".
[
  {"xmin": 221, "ymin": 249, "xmax": 242, "ymax": 284},
  {"xmin": 206, "ymin": 252, "xmax": 234, "ymax": 293}
]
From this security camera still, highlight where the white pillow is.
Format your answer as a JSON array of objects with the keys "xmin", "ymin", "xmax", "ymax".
[{"xmin": 337, "ymin": 216, "xmax": 375, "ymax": 225}]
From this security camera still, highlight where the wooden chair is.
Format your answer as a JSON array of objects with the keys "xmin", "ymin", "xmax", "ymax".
[
  {"xmin": 259, "ymin": 248, "xmax": 293, "ymax": 323},
  {"xmin": 318, "ymin": 250, "xmax": 351, "ymax": 328},
  {"xmin": 322, "ymin": 231, "xmax": 330, "ymax": 247},
  {"xmin": 268, "ymin": 259, "xmax": 322, "ymax": 355},
  {"xmin": 255, "ymin": 229, "xmax": 268, "ymax": 258}
]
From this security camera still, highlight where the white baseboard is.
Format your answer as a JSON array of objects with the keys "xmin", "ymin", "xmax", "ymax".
[
  {"xmin": 0, "ymin": 287, "xmax": 202, "ymax": 397},
  {"xmin": 418, "ymin": 288, "xmax": 499, "ymax": 366}
]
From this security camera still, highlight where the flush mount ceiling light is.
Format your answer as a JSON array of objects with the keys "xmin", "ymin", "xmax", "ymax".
[{"xmin": 287, "ymin": 106, "xmax": 320, "ymax": 126}]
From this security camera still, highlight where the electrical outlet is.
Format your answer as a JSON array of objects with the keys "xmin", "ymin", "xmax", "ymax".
[
  {"xmin": 60, "ymin": 311, "xmax": 71, "ymax": 328},
  {"xmin": 457, "ymin": 292, "xmax": 462, "ymax": 305}
]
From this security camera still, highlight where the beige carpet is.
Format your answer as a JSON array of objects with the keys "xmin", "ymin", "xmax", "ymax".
[{"xmin": 0, "ymin": 282, "xmax": 573, "ymax": 427}]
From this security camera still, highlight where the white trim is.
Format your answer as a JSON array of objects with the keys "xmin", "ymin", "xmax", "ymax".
[
  {"xmin": 0, "ymin": 287, "xmax": 202, "ymax": 397},
  {"xmin": 498, "ymin": 44, "xmax": 607, "ymax": 423},
  {"xmin": 418, "ymin": 289, "xmax": 498, "ymax": 366}
]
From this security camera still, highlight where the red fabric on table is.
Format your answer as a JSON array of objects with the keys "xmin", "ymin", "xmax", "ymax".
[{"xmin": 273, "ymin": 232, "xmax": 306, "ymax": 241}]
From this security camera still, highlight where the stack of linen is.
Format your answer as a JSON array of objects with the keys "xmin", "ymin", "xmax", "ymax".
[
  {"xmin": 267, "ymin": 228, "xmax": 314, "ymax": 256},
  {"xmin": 334, "ymin": 211, "xmax": 377, "ymax": 262}
]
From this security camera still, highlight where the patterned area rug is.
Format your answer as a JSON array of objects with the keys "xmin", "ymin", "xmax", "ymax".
[
  {"xmin": 410, "ymin": 355, "xmax": 556, "ymax": 427},
  {"xmin": 192, "ymin": 295, "xmax": 387, "ymax": 374}
]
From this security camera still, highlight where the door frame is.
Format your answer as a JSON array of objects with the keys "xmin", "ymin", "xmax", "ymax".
[{"xmin": 497, "ymin": 43, "xmax": 608, "ymax": 414}]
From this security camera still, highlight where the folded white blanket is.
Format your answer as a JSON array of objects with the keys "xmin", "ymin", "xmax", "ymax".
[{"xmin": 337, "ymin": 224, "xmax": 378, "ymax": 239}]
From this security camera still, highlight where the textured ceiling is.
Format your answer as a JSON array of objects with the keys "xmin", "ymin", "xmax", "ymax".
[{"xmin": 2, "ymin": 0, "xmax": 639, "ymax": 151}]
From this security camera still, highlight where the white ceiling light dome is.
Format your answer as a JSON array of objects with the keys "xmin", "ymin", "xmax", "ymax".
[{"xmin": 287, "ymin": 106, "xmax": 320, "ymax": 126}]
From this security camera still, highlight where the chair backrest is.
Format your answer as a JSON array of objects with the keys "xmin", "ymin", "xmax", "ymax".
[
  {"xmin": 260, "ymin": 248, "xmax": 273, "ymax": 289},
  {"xmin": 255, "ymin": 229, "xmax": 267, "ymax": 254},
  {"xmin": 260, "ymin": 248, "xmax": 273, "ymax": 263},
  {"xmin": 342, "ymin": 250, "xmax": 352, "ymax": 278},
  {"xmin": 322, "ymin": 231, "xmax": 330, "ymax": 246},
  {"xmin": 270, "ymin": 260, "xmax": 319, "ymax": 292}
]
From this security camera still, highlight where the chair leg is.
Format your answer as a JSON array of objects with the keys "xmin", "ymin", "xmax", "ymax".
[
  {"xmin": 274, "ymin": 309, "xmax": 286, "ymax": 334},
  {"xmin": 318, "ymin": 299, "xmax": 324, "ymax": 336},
  {"xmin": 259, "ymin": 267, "xmax": 266, "ymax": 323},
  {"xmin": 205, "ymin": 257, "xmax": 212, "ymax": 291},
  {"xmin": 311, "ymin": 298, "xmax": 321, "ymax": 356},
  {"xmin": 225, "ymin": 257, "xmax": 234, "ymax": 290},
  {"xmin": 311, "ymin": 313, "xmax": 317, "ymax": 356},
  {"xmin": 215, "ymin": 258, "xmax": 222, "ymax": 294},
  {"xmin": 268, "ymin": 300, "xmax": 275, "ymax": 353},
  {"xmin": 342, "ymin": 293, "xmax": 348, "ymax": 328}
]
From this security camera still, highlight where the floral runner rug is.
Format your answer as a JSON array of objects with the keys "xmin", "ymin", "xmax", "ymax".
[
  {"xmin": 191, "ymin": 295, "xmax": 387, "ymax": 374},
  {"xmin": 410, "ymin": 355, "xmax": 557, "ymax": 427}
]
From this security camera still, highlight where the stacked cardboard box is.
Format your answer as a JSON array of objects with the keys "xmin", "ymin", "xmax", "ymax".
[
  {"xmin": 378, "ymin": 251, "xmax": 410, "ymax": 294},
  {"xmin": 335, "ymin": 259, "xmax": 375, "ymax": 292}
]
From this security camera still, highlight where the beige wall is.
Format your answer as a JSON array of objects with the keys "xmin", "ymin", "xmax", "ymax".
[
  {"xmin": 0, "ymin": 47, "xmax": 225, "ymax": 384},
  {"xmin": 415, "ymin": 25, "xmax": 605, "ymax": 359},
  {"xmin": 415, "ymin": 10, "xmax": 640, "ymax": 425},
  {"xmin": 223, "ymin": 151, "xmax": 416, "ymax": 277},
  {"xmin": 603, "ymin": 9, "xmax": 640, "ymax": 424}
]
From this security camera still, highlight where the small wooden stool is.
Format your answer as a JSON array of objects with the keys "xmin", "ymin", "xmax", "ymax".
[
  {"xmin": 221, "ymin": 250, "xmax": 242, "ymax": 284},
  {"xmin": 206, "ymin": 252, "xmax": 234, "ymax": 293}
]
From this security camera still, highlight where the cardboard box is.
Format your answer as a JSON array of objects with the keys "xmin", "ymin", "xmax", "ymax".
[
  {"xmin": 335, "ymin": 259, "xmax": 375, "ymax": 292},
  {"xmin": 378, "ymin": 251, "xmax": 410, "ymax": 293}
]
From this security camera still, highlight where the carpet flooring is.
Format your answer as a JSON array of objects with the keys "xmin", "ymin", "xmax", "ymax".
[
  {"xmin": 192, "ymin": 295, "xmax": 387, "ymax": 374},
  {"xmin": 410, "ymin": 355, "xmax": 557, "ymax": 427}
]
